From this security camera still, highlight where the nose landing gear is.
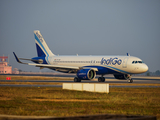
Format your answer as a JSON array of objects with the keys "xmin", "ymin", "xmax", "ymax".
[{"xmin": 128, "ymin": 79, "xmax": 133, "ymax": 83}]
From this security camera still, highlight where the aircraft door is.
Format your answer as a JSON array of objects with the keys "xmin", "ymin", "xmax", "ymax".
[{"xmin": 122, "ymin": 58, "xmax": 128, "ymax": 68}]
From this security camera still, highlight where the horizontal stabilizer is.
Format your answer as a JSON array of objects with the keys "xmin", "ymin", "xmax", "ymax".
[{"xmin": 13, "ymin": 52, "xmax": 44, "ymax": 64}]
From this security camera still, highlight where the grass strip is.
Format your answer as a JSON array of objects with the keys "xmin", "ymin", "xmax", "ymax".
[{"xmin": 0, "ymin": 87, "xmax": 159, "ymax": 119}]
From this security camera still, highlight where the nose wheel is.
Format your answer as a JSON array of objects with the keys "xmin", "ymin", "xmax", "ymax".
[{"xmin": 128, "ymin": 79, "xmax": 133, "ymax": 83}]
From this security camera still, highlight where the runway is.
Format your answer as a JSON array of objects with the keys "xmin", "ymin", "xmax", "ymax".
[
  {"xmin": 1, "ymin": 74, "xmax": 160, "ymax": 83},
  {"xmin": 0, "ymin": 75, "xmax": 160, "ymax": 88}
]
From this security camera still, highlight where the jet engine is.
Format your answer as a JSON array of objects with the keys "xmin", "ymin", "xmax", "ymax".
[{"xmin": 77, "ymin": 69, "xmax": 96, "ymax": 80}]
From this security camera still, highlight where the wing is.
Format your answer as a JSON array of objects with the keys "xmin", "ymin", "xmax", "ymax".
[{"xmin": 13, "ymin": 52, "xmax": 98, "ymax": 73}]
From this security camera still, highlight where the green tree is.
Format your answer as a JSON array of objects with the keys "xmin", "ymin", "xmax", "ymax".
[
  {"xmin": 155, "ymin": 70, "xmax": 160, "ymax": 75},
  {"xmin": 146, "ymin": 72, "xmax": 150, "ymax": 76}
]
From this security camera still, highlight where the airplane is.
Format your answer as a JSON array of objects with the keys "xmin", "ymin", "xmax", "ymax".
[{"xmin": 13, "ymin": 30, "xmax": 148, "ymax": 83}]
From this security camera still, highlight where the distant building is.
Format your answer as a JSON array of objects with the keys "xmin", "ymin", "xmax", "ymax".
[
  {"xmin": 0, "ymin": 56, "xmax": 12, "ymax": 74},
  {"xmin": 13, "ymin": 68, "xmax": 19, "ymax": 74}
]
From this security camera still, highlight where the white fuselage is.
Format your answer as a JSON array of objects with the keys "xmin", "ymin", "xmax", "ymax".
[{"xmin": 47, "ymin": 55, "xmax": 148, "ymax": 75}]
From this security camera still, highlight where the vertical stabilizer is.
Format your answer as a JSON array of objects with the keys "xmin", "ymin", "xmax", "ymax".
[{"xmin": 34, "ymin": 30, "xmax": 54, "ymax": 57}]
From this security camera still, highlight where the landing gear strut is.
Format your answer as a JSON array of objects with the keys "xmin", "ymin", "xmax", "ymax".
[
  {"xmin": 128, "ymin": 79, "xmax": 133, "ymax": 83},
  {"xmin": 74, "ymin": 77, "xmax": 81, "ymax": 82},
  {"xmin": 98, "ymin": 77, "xmax": 105, "ymax": 82},
  {"xmin": 125, "ymin": 74, "xmax": 133, "ymax": 83}
]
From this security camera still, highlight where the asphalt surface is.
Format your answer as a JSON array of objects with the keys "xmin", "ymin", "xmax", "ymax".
[
  {"xmin": 0, "ymin": 74, "xmax": 160, "ymax": 87},
  {"xmin": 1, "ymin": 75, "xmax": 160, "ymax": 82}
]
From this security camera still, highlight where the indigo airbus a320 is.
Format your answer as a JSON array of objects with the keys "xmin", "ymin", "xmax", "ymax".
[{"xmin": 13, "ymin": 30, "xmax": 148, "ymax": 83}]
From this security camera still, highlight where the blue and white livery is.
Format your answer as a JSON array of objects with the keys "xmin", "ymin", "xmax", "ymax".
[{"xmin": 13, "ymin": 30, "xmax": 148, "ymax": 83}]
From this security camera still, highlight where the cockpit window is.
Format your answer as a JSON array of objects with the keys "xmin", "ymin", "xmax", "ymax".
[{"xmin": 132, "ymin": 61, "xmax": 144, "ymax": 64}]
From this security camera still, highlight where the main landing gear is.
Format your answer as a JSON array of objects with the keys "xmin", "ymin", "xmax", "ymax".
[
  {"xmin": 74, "ymin": 77, "xmax": 81, "ymax": 82},
  {"xmin": 98, "ymin": 77, "xmax": 105, "ymax": 82}
]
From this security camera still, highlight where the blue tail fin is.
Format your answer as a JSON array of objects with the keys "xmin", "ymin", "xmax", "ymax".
[{"xmin": 34, "ymin": 30, "xmax": 54, "ymax": 57}]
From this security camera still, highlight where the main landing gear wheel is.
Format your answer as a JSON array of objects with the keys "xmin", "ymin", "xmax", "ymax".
[
  {"xmin": 98, "ymin": 77, "xmax": 105, "ymax": 82},
  {"xmin": 74, "ymin": 77, "xmax": 81, "ymax": 82},
  {"xmin": 128, "ymin": 79, "xmax": 133, "ymax": 83}
]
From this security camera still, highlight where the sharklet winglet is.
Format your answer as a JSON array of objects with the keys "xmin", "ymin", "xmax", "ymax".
[{"xmin": 13, "ymin": 52, "xmax": 28, "ymax": 64}]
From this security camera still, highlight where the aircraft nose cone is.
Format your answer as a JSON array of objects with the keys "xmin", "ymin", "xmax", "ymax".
[{"xmin": 142, "ymin": 64, "xmax": 149, "ymax": 73}]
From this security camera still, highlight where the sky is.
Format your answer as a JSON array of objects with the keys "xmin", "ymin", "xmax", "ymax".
[{"xmin": 0, "ymin": 0, "xmax": 160, "ymax": 72}]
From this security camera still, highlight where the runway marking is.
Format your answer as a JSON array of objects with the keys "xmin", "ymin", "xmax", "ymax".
[{"xmin": 0, "ymin": 82, "xmax": 160, "ymax": 87}]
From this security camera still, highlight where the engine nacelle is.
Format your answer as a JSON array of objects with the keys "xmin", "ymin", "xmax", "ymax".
[
  {"xmin": 114, "ymin": 74, "xmax": 131, "ymax": 80},
  {"xmin": 77, "ymin": 69, "xmax": 96, "ymax": 80}
]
